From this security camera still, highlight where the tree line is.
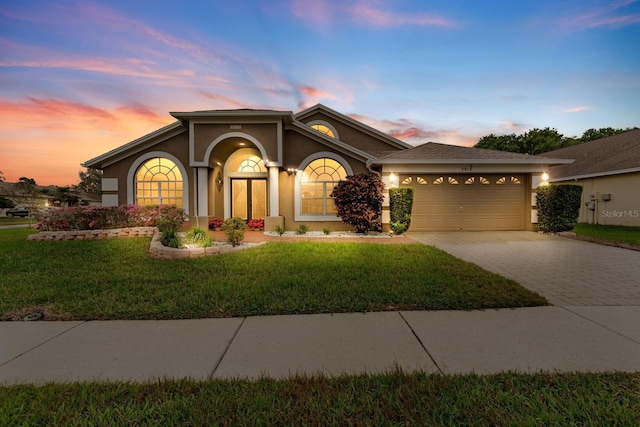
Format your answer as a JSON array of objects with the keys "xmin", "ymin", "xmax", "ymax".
[{"xmin": 473, "ymin": 127, "xmax": 637, "ymax": 155}]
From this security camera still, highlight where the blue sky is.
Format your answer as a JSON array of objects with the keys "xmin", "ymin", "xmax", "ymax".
[{"xmin": 1, "ymin": 0, "xmax": 639, "ymax": 185}]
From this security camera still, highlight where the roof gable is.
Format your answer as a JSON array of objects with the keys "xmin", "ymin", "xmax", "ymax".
[{"xmin": 295, "ymin": 104, "xmax": 412, "ymax": 151}]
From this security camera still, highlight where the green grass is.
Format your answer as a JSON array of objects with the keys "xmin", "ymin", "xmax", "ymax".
[
  {"xmin": 0, "ymin": 228, "xmax": 546, "ymax": 320},
  {"xmin": 0, "ymin": 216, "xmax": 31, "ymax": 226},
  {"xmin": 1, "ymin": 372, "xmax": 638, "ymax": 425},
  {"xmin": 573, "ymin": 223, "xmax": 640, "ymax": 247}
]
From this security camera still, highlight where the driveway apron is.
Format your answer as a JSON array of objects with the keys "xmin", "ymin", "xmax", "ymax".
[{"xmin": 407, "ymin": 231, "xmax": 640, "ymax": 307}]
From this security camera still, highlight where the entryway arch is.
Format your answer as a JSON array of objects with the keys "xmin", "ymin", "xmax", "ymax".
[{"xmin": 223, "ymin": 148, "xmax": 268, "ymax": 220}]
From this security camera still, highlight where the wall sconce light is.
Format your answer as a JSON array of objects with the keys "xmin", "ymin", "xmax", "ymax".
[
  {"xmin": 286, "ymin": 168, "xmax": 298, "ymax": 175},
  {"xmin": 389, "ymin": 172, "xmax": 398, "ymax": 187}
]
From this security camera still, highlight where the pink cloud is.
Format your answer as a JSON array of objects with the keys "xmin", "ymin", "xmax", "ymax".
[
  {"xmin": 349, "ymin": 2, "xmax": 457, "ymax": 28},
  {"xmin": 559, "ymin": 0, "xmax": 640, "ymax": 29},
  {"xmin": 564, "ymin": 105, "xmax": 592, "ymax": 113},
  {"xmin": 286, "ymin": 0, "xmax": 457, "ymax": 28}
]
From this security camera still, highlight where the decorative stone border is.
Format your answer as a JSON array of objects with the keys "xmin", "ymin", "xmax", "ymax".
[
  {"xmin": 27, "ymin": 227, "xmax": 157, "ymax": 241},
  {"xmin": 27, "ymin": 227, "xmax": 264, "ymax": 259},
  {"xmin": 148, "ymin": 231, "xmax": 264, "ymax": 259}
]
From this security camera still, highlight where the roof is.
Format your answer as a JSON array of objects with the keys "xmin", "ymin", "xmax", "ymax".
[
  {"xmin": 542, "ymin": 129, "xmax": 640, "ymax": 181},
  {"xmin": 371, "ymin": 142, "xmax": 572, "ymax": 165}
]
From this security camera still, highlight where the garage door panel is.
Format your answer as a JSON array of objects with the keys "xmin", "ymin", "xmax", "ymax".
[{"xmin": 401, "ymin": 174, "xmax": 526, "ymax": 231}]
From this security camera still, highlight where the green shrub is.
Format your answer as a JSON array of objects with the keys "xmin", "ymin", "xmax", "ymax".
[
  {"xmin": 331, "ymin": 173, "xmax": 384, "ymax": 233},
  {"xmin": 160, "ymin": 230, "xmax": 181, "ymax": 248},
  {"xmin": 156, "ymin": 218, "xmax": 179, "ymax": 234},
  {"xmin": 274, "ymin": 225, "xmax": 286, "ymax": 236},
  {"xmin": 323, "ymin": 227, "xmax": 331, "ymax": 235},
  {"xmin": 186, "ymin": 226, "xmax": 213, "ymax": 248},
  {"xmin": 389, "ymin": 187, "xmax": 414, "ymax": 234},
  {"xmin": 296, "ymin": 224, "xmax": 309, "ymax": 235},
  {"xmin": 536, "ymin": 184, "xmax": 583, "ymax": 232},
  {"xmin": 222, "ymin": 217, "xmax": 246, "ymax": 247}
]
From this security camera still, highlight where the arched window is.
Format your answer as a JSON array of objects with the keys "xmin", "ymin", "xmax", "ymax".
[
  {"xmin": 300, "ymin": 158, "xmax": 347, "ymax": 215},
  {"xmin": 237, "ymin": 155, "xmax": 267, "ymax": 173},
  {"xmin": 310, "ymin": 124, "xmax": 335, "ymax": 138},
  {"xmin": 135, "ymin": 157, "xmax": 183, "ymax": 207}
]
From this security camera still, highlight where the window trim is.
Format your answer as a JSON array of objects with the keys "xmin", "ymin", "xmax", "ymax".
[
  {"xmin": 294, "ymin": 152, "xmax": 353, "ymax": 222},
  {"xmin": 127, "ymin": 152, "xmax": 189, "ymax": 214}
]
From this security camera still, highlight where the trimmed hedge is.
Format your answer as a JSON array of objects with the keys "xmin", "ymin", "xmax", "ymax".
[
  {"xmin": 389, "ymin": 187, "xmax": 414, "ymax": 234},
  {"xmin": 536, "ymin": 184, "xmax": 583, "ymax": 232}
]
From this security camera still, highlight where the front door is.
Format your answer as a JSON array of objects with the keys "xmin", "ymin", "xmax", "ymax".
[{"xmin": 231, "ymin": 178, "xmax": 267, "ymax": 220}]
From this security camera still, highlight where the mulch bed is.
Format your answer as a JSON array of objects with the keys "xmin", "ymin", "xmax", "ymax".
[{"xmin": 208, "ymin": 230, "xmax": 415, "ymax": 245}]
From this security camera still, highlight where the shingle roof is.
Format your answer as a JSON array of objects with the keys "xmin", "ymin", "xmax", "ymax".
[
  {"xmin": 542, "ymin": 129, "xmax": 640, "ymax": 180},
  {"xmin": 379, "ymin": 142, "xmax": 556, "ymax": 161}
]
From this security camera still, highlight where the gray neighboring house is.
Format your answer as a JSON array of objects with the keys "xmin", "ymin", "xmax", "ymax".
[{"xmin": 541, "ymin": 129, "xmax": 640, "ymax": 226}]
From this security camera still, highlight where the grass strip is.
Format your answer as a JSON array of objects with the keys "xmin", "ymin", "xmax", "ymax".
[
  {"xmin": 0, "ymin": 228, "xmax": 546, "ymax": 320},
  {"xmin": 572, "ymin": 223, "xmax": 640, "ymax": 248},
  {"xmin": 1, "ymin": 372, "xmax": 638, "ymax": 426}
]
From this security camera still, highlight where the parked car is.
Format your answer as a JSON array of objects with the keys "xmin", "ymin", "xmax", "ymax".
[{"xmin": 5, "ymin": 207, "xmax": 30, "ymax": 217}]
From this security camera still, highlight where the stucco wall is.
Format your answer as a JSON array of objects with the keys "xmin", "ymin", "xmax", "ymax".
[
  {"xmin": 102, "ymin": 132, "xmax": 191, "ymax": 209},
  {"xmin": 564, "ymin": 173, "xmax": 640, "ymax": 226},
  {"xmin": 300, "ymin": 112, "xmax": 405, "ymax": 153}
]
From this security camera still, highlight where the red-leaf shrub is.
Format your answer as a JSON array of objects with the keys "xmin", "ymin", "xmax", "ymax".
[
  {"xmin": 331, "ymin": 173, "xmax": 384, "ymax": 233},
  {"xmin": 247, "ymin": 218, "xmax": 264, "ymax": 230},
  {"xmin": 208, "ymin": 218, "xmax": 223, "ymax": 230}
]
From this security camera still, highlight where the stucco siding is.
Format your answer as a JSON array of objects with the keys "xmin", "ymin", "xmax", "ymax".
[{"xmin": 560, "ymin": 173, "xmax": 640, "ymax": 226}]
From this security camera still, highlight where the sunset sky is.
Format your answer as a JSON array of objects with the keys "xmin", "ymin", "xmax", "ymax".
[{"xmin": 1, "ymin": 0, "xmax": 639, "ymax": 186}]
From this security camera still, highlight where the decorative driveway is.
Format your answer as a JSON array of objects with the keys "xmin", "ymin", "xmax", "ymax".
[{"xmin": 408, "ymin": 231, "xmax": 640, "ymax": 306}]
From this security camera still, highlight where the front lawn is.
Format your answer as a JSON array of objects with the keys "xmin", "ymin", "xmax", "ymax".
[
  {"xmin": 0, "ymin": 216, "xmax": 31, "ymax": 226},
  {"xmin": 2, "ymin": 372, "xmax": 638, "ymax": 425},
  {"xmin": 0, "ymin": 228, "xmax": 546, "ymax": 320},
  {"xmin": 572, "ymin": 223, "xmax": 640, "ymax": 249}
]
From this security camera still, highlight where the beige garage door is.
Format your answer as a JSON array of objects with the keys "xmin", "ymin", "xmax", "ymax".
[{"xmin": 400, "ymin": 174, "xmax": 526, "ymax": 231}]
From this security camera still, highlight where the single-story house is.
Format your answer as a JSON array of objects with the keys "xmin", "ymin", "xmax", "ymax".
[
  {"xmin": 541, "ymin": 129, "xmax": 640, "ymax": 227},
  {"xmin": 83, "ymin": 104, "xmax": 571, "ymax": 231}
]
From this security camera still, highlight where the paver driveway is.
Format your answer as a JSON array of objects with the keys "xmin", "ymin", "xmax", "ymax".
[{"xmin": 408, "ymin": 231, "xmax": 640, "ymax": 306}]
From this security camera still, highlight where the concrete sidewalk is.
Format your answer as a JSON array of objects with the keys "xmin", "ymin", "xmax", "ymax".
[{"xmin": 2, "ymin": 307, "xmax": 640, "ymax": 385}]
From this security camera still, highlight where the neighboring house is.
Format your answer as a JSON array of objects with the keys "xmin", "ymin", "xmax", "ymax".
[
  {"xmin": 0, "ymin": 181, "xmax": 49, "ymax": 212},
  {"xmin": 83, "ymin": 104, "xmax": 570, "ymax": 231},
  {"xmin": 542, "ymin": 129, "xmax": 640, "ymax": 227}
]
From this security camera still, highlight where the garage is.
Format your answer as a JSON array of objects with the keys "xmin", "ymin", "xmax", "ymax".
[{"xmin": 400, "ymin": 174, "xmax": 527, "ymax": 231}]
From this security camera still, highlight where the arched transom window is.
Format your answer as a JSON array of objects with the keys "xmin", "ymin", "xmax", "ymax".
[
  {"xmin": 300, "ymin": 158, "xmax": 347, "ymax": 215},
  {"xmin": 135, "ymin": 157, "xmax": 183, "ymax": 207},
  {"xmin": 310, "ymin": 124, "xmax": 336, "ymax": 138},
  {"xmin": 237, "ymin": 155, "xmax": 267, "ymax": 173}
]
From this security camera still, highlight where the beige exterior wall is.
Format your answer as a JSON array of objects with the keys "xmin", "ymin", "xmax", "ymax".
[{"xmin": 558, "ymin": 173, "xmax": 640, "ymax": 226}]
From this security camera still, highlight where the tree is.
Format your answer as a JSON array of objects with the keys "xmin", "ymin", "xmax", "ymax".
[
  {"xmin": 77, "ymin": 168, "xmax": 102, "ymax": 194},
  {"xmin": 580, "ymin": 127, "xmax": 631, "ymax": 142},
  {"xmin": 475, "ymin": 133, "xmax": 521, "ymax": 153},
  {"xmin": 13, "ymin": 177, "xmax": 40, "ymax": 227},
  {"xmin": 331, "ymin": 173, "xmax": 384, "ymax": 233},
  {"xmin": 0, "ymin": 196, "xmax": 15, "ymax": 209},
  {"xmin": 53, "ymin": 186, "xmax": 79, "ymax": 207},
  {"xmin": 0, "ymin": 170, "xmax": 4, "ymax": 182},
  {"xmin": 474, "ymin": 126, "xmax": 634, "ymax": 154}
]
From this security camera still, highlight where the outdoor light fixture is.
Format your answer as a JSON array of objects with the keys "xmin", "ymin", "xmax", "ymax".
[
  {"xmin": 541, "ymin": 172, "xmax": 549, "ymax": 181},
  {"xmin": 287, "ymin": 167, "xmax": 298, "ymax": 175},
  {"xmin": 389, "ymin": 172, "xmax": 398, "ymax": 187}
]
